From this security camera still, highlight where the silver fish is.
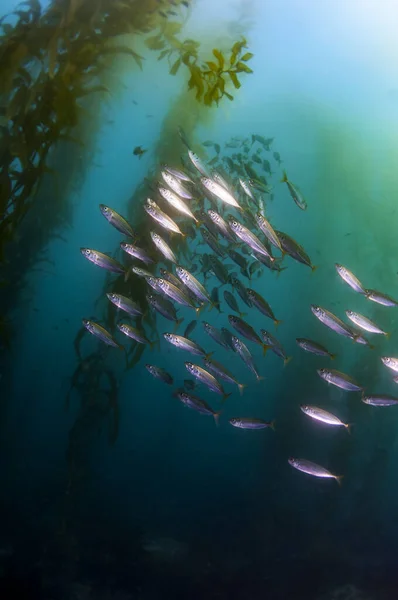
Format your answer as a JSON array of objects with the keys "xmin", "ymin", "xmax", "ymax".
[
  {"xmin": 239, "ymin": 178, "xmax": 255, "ymax": 200},
  {"xmin": 203, "ymin": 322, "xmax": 230, "ymax": 350},
  {"xmin": 150, "ymin": 231, "xmax": 177, "ymax": 264},
  {"xmin": 232, "ymin": 335, "xmax": 263, "ymax": 381},
  {"xmin": 288, "ymin": 458, "xmax": 342, "ymax": 483},
  {"xmin": 158, "ymin": 186, "xmax": 198, "ymax": 222},
  {"xmin": 209, "ymin": 255, "xmax": 230, "ymax": 284},
  {"xmin": 381, "ymin": 356, "xmax": 398, "ymax": 373},
  {"xmin": 117, "ymin": 323, "xmax": 155, "ymax": 348},
  {"xmin": 82, "ymin": 319, "xmax": 122, "ymax": 349},
  {"xmin": 228, "ymin": 315, "xmax": 266, "ymax": 353},
  {"xmin": 221, "ymin": 327, "xmax": 236, "ymax": 351},
  {"xmin": 229, "ymin": 218, "xmax": 274, "ymax": 261},
  {"xmin": 132, "ymin": 266, "xmax": 154, "ymax": 280},
  {"xmin": 255, "ymin": 213, "xmax": 282, "ymax": 252},
  {"xmin": 203, "ymin": 358, "xmax": 246, "ymax": 395},
  {"xmin": 311, "ymin": 305, "xmax": 356, "ymax": 339},
  {"xmin": 163, "ymin": 165, "xmax": 193, "ymax": 183},
  {"xmin": 281, "ymin": 172, "xmax": 307, "ymax": 210},
  {"xmin": 145, "ymin": 364, "xmax": 173, "ymax": 385},
  {"xmin": 296, "ymin": 338, "xmax": 336, "ymax": 359},
  {"xmin": 300, "ymin": 405, "xmax": 350, "ymax": 431},
  {"xmin": 120, "ymin": 242, "xmax": 154, "ymax": 265},
  {"xmin": 99, "ymin": 204, "xmax": 135, "ymax": 237},
  {"xmin": 106, "ymin": 293, "xmax": 143, "ymax": 317},
  {"xmin": 247, "ymin": 288, "xmax": 281, "ymax": 325},
  {"xmin": 163, "ymin": 333, "xmax": 211, "ymax": 358},
  {"xmin": 200, "ymin": 229, "xmax": 225, "ymax": 257},
  {"xmin": 80, "ymin": 248, "xmax": 124, "ymax": 274},
  {"xmin": 176, "ymin": 266, "xmax": 211, "ymax": 304},
  {"xmin": 260, "ymin": 330, "xmax": 291, "ymax": 365},
  {"xmin": 207, "ymin": 209, "xmax": 235, "ymax": 241},
  {"xmin": 185, "ymin": 362, "xmax": 230, "ymax": 400},
  {"xmin": 201, "ymin": 176, "xmax": 241, "ymax": 209},
  {"xmin": 317, "ymin": 368, "xmax": 363, "ymax": 391},
  {"xmin": 229, "ymin": 417, "xmax": 274, "ymax": 430},
  {"xmin": 188, "ymin": 150, "xmax": 209, "ymax": 177},
  {"xmin": 175, "ymin": 390, "xmax": 220, "ymax": 424},
  {"xmin": 184, "ymin": 320, "xmax": 197, "ymax": 338},
  {"xmin": 146, "ymin": 293, "xmax": 183, "ymax": 328},
  {"xmin": 362, "ymin": 394, "xmax": 398, "ymax": 407},
  {"xmin": 231, "ymin": 278, "xmax": 252, "ymax": 308},
  {"xmin": 144, "ymin": 198, "xmax": 184, "ymax": 235},
  {"xmin": 161, "ymin": 170, "xmax": 193, "ymax": 199},
  {"xmin": 223, "ymin": 290, "xmax": 246, "ymax": 317},
  {"xmin": 345, "ymin": 310, "xmax": 389, "ymax": 336},
  {"xmin": 156, "ymin": 278, "xmax": 200, "ymax": 314},
  {"xmin": 335, "ymin": 264, "xmax": 365, "ymax": 294},
  {"xmin": 365, "ymin": 289, "xmax": 398, "ymax": 307},
  {"xmin": 276, "ymin": 231, "xmax": 316, "ymax": 271}
]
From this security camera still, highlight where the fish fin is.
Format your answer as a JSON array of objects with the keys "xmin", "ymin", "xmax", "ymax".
[
  {"xmin": 262, "ymin": 344, "xmax": 269, "ymax": 356},
  {"xmin": 274, "ymin": 319, "xmax": 282, "ymax": 328},
  {"xmin": 239, "ymin": 312, "xmax": 248, "ymax": 318},
  {"xmin": 281, "ymin": 170, "xmax": 288, "ymax": 183},
  {"xmin": 283, "ymin": 356, "xmax": 292, "ymax": 367},
  {"xmin": 335, "ymin": 475, "xmax": 344, "ymax": 486},
  {"xmin": 330, "ymin": 353, "xmax": 337, "ymax": 360},
  {"xmin": 311, "ymin": 265, "xmax": 318, "ymax": 273},
  {"xmin": 221, "ymin": 392, "xmax": 232, "ymax": 404},
  {"xmin": 195, "ymin": 305, "xmax": 205, "ymax": 317},
  {"xmin": 269, "ymin": 420, "xmax": 276, "ymax": 431},
  {"xmin": 276, "ymin": 267, "xmax": 288, "ymax": 278},
  {"xmin": 385, "ymin": 332, "xmax": 391, "ymax": 339},
  {"xmin": 204, "ymin": 351, "xmax": 214, "ymax": 360},
  {"xmin": 345, "ymin": 423, "xmax": 353, "ymax": 434},
  {"xmin": 148, "ymin": 341, "xmax": 156, "ymax": 351},
  {"xmin": 213, "ymin": 411, "xmax": 222, "ymax": 427},
  {"xmin": 368, "ymin": 343, "xmax": 375, "ymax": 350},
  {"xmin": 173, "ymin": 318, "xmax": 184, "ymax": 333},
  {"xmin": 124, "ymin": 267, "xmax": 132, "ymax": 282},
  {"xmin": 256, "ymin": 375, "xmax": 265, "ymax": 382},
  {"xmin": 237, "ymin": 383, "xmax": 247, "ymax": 396}
]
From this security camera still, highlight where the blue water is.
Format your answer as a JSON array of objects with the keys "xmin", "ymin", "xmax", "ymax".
[{"xmin": 2, "ymin": 1, "xmax": 398, "ymax": 598}]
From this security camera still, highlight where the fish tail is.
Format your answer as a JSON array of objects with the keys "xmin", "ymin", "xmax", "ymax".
[
  {"xmin": 281, "ymin": 170, "xmax": 288, "ymax": 183},
  {"xmin": 239, "ymin": 312, "xmax": 248, "ymax": 318},
  {"xmin": 262, "ymin": 344, "xmax": 269, "ymax": 356},
  {"xmin": 148, "ymin": 340, "xmax": 156, "ymax": 351},
  {"xmin": 269, "ymin": 420, "xmax": 276, "ymax": 431},
  {"xmin": 195, "ymin": 304, "xmax": 205, "ymax": 317},
  {"xmin": 237, "ymin": 383, "xmax": 247, "ymax": 396},
  {"xmin": 221, "ymin": 392, "xmax": 232, "ymax": 404},
  {"xmin": 385, "ymin": 331, "xmax": 391, "ymax": 339},
  {"xmin": 311, "ymin": 265, "xmax": 318, "ymax": 273},
  {"xmin": 274, "ymin": 319, "xmax": 283, "ymax": 328},
  {"xmin": 330, "ymin": 353, "xmax": 337, "ymax": 360},
  {"xmin": 173, "ymin": 318, "xmax": 184, "ymax": 333},
  {"xmin": 124, "ymin": 267, "xmax": 132, "ymax": 282},
  {"xmin": 368, "ymin": 343, "xmax": 376, "ymax": 350},
  {"xmin": 213, "ymin": 411, "xmax": 222, "ymax": 427},
  {"xmin": 256, "ymin": 374, "xmax": 265, "ymax": 382},
  {"xmin": 283, "ymin": 356, "xmax": 292, "ymax": 367},
  {"xmin": 335, "ymin": 475, "xmax": 344, "ymax": 486},
  {"xmin": 204, "ymin": 351, "xmax": 214, "ymax": 360},
  {"xmin": 345, "ymin": 423, "xmax": 353, "ymax": 435}
]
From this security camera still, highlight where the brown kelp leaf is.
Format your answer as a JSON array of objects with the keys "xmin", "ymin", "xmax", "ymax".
[
  {"xmin": 235, "ymin": 61, "xmax": 253, "ymax": 74},
  {"xmin": 145, "ymin": 35, "xmax": 165, "ymax": 50},
  {"xmin": 212, "ymin": 49, "xmax": 224, "ymax": 69},
  {"xmin": 241, "ymin": 52, "xmax": 254, "ymax": 61},
  {"xmin": 170, "ymin": 58, "xmax": 181, "ymax": 75},
  {"xmin": 206, "ymin": 61, "xmax": 219, "ymax": 72},
  {"xmin": 229, "ymin": 71, "xmax": 241, "ymax": 88}
]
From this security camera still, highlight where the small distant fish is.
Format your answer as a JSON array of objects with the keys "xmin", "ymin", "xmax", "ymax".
[
  {"xmin": 174, "ymin": 390, "xmax": 220, "ymax": 425},
  {"xmin": 163, "ymin": 333, "xmax": 211, "ymax": 358},
  {"xmin": 273, "ymin": 151, "xmax": 282, "ymax": 165},
  {"xmin": 247, "ymin": 289, "xmax": 281, "ymax": 326},
  {"xmin": 296, "ymin": 338, "xmax": 336, "ymax": 359},
  {"xmin": 300, "ymin": 405, "xmax": 350, "ymax": 431},
  {"xmin": 365, "ymin": 289, "xmax": 398, "ymax": 307},
  {"xmin": 228, "ymin": 315, "xmax": 267, "ymax": 354},
  {"xmin": 80, "ymin": 248, "xmax": 125, "ymax": 274},
  {"xmin": 133, "ymin": 145, "xmax": 147, "ymax": 158},
  {"xmin": 317, "ymin": 368, "xmax": 363, "ymax": 392},
  {"xmin": 208, "ymin": 255, "xmax": 230, "ymax": 284},
  {"xmin": 281, "ymin": 171, "xmax": 307, "ymax": 210},
  {"xmin": 345, "ymin": 311, "xmax": 388, "ymax": 337},
  {"xmin": 144, "ymin": 199, "xmax": 184, "ymax": 235},
  {"xmin": 202, "ymin": 140, "xmax": 214, "ymax": 147},
  {"xmin": 99, "ymin": 204, "xmax": 135, "ymax": 237},
  {"xmin": 118, "ymin": 323, "xmax": 155, "ymax": 348},
  {"xmin": 229, "ymin": 417, "xmax": 275, "ymax": 430},
  {"xmin": 106, "ymin": 293, "xmax": 143, "ymax": 317},
  {"xmin": 203, "ymin": 322, "xmax": 230, "ymax": 350},
  {"xmin": 200, "ymin": 229, "xmax": 225, "ymax": 258},
  {"xmin": 150, "ymin": 232, "xmax": 178, "ymax": 264},
  {"xmin": 288, "ymin": 458, "xmax": 342, "ymax": 484},
  {"xmin": 262, "ymin": 159, "xmax": 273, "ymax": 175},
  {"xmin": 224, "ymin": 290, "xmax": 246, "ymax": 317},
  {"xmin": 362, "ymin": 394, "xmax": 398, "ymax": 406},
  {"xmin": 210, "ymin": 287, "xmax": 222, "ymax": 313},
  {"xmin": 184, "ymin": 320, "xmax": 197, "ymax": 338},
  {"xmin": 260, "ymin": 330, "xmax": 291, "ymax": 365},
  {"xmin": 120, "ymin": 242, "xmax": 154, "ymax": 265},
  {"xmin": 145, "ymin": 364, "xmax": 173, "ymax": 385},
  {"xmin": 335, "ymin": 264, "xmax": 366, "ymax": 294},
  {"xmin": 381, "ymin": 356, "xmax": 398, "ymax": 373},
  {"xmin": 83, "ymin": 319, "xmax": 122, "ymax": 349},
  {"xmin": 185, "ymin": 362, "xmax": 230, "ymax": 400}
]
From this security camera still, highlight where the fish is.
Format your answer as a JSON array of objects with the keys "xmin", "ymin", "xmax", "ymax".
[
  {"xmin": 133, "ymin": 145, "xmax": 147, "ymax": 158},
  {"xmin": 262, "ymin": 159, "xmax": 273, "ymax": 175},
  {"xmin": 120, "ymin": 242, "xmax": 154, "ymax": 265},
  {"xmin": 146, "ymin": 293, "xmax": 183, "ymax": 328},
  {"xmin": 311, "ymin": 305, "xmax": 357, "ymax": 340},
  {"xmin": 144, "ymin": 199, "xmax": 184, "ymax": 235},
  {"xmin": 174, "ymin": 390, "xmax": 221, "ymax": 425},
  {"xmin": 117, "ymin": 323, "xmax": 155, "ymax": 348},
  {"xmin": 317, "ymin": 368, "xmax": 363, "ymax": 392},
  {"xmin": 184, "ymin": 320, "xmax": 197, "ymax": 338},
  {"xmin": 184, "ymin": 379, "xmax": 197, "ymax": 391},
  {"xmin": 300, "ymin": 405, "xmax": 350, "ymax": 431},
  {"xmin": 99, "ymin": 204, "xmax": 135, "ymax": 238},
  {"xmin": 232, "ymin": 335, "xmax": 263, "ymax": 381},
  {"xmin": 188, "ymin": 150, "xmax": 209, "ymax": 176},
  {"xmin": 132, "ymin": 266, "xmax": 154, "ymax": 280},
  {"xmin": 254, "ymin": 213, "xmax": 282, "ymax": 252},
  {"xmin": 260, "ymin": 330, "xmax": 291, "ymax": 365},
  {"xmin": 158, "ymin": 186, "xmax": 198, "ymax": 222},
  {"xmin": 281, "ymin": 171, "xmax": 307, "ymax": 210},
  {"xmin": 175, "ymin": 266, "xmax": 211, "ymax": 305},
  {"xmin": 200, "ymin": 229, "xmax": 225, "ymax": 257},
  {"xmin": 210, "ymin": 287, "xmax": 222, "ymax": 313},
  {"xmin": 381, "ymin": 356, "xmax": 398, "ymax": 373},
  {"xmin": 202, "ymin": 140, "xmax": 214, "ymax": 147},
  {"xmin": 228, "ymin": 217, "xmax": 274, "ymax": 261},
  {"xmin": 273, "ymin": 151, "xmax": 282, "ymax": 165},
  {"xmin": 163, "ymin": 333, "xmax": 212, "ymax": 358},
  {"xmin": 365, "ymin": 289, "xmax": 398, "ymax": 307},
  {"xmin": 207, "ymin": 209, "xmax": 235, "ymax": 241},
  {"xmin": 212, "ymin": 171, "xmax": 232, "ymax": 192},
  {"xmin": 203, "ymin": 322, "xmax": 230, "ymax": 349},
  {"xmin": 247, "ymin": 288, "xmax": 281, "ymax": 326},
  {"xmin": 201, "ymin": 176, "xmax": 241, "ymax": 209},
  {"xmin": 106, "ymin": 293, "xmax": 143, "ymax": 317},
  {"xmin": 228, "ymin": 315, "xmax": 267, "ymax": 354},
  {"xmin": 288, "ymin": 458, "xmax": 342, "ymax": 484},
  {"xmin": 155, "ymin": 278, "xmax": 200, "ymax": 314},
  {"xmin": 150, "ymin": 232, "xmax": 178, "ymax": 264},
  {"xmin": 185, "ymin": 362, "xmax": 231, "ymax": 400},
  {"xmin": 159, "ymin": 268, "xmax": 187, "ymax": 291},
  {"xmin": 252, "ymin": 135, "xmax": 274, "ymax": 150},
  {"xmin": 345, "ymin": 310, "xmax": 389, "ymax": 337},
  {"xmin": 276, "ymin": 231, "xmax": 316, "ymax": 271},
  {"xmin": 203, "ymin": 358, "xmax": 246, "ymax": 395},
  {"xmin": 163, "ymin": 165, "xmax": 193, "ymax": 183},
  {"xmin": 229, "ymin": 417, "xmax": 274, "ymax": 430},
  {"xmin": 296, "ymin": 338, "xmax": 336, "ymax": 359},
  {"xmin": 231, "ymin": 278, "xmax": 252, "ymax": 307},
  {"xmin": 362, "ymin": 394, "xmax": 398, "ymax": 407},
  {"xmin": 208, "ymin": 255, "xmax": 230, "ymax": 284},
  {"xmin": 335, "ymin": 264, "xmax": 366, "ymax": 294},
  {"xmin": 227, "ymin": 249, "xmax": 248, "ymax": 271},
  {"xmin": 145, "ymin": 364, "xmax": 173, "ymax": 385},
  {"xmin": 221, "ymin": 327, "xmax": 236, "ymax": 351},
  {"xmin": 223, "ymin": 290, "xmax": 246, "ymax": 317},
  {"xmin": 82, "ymin": 319, "xmax": 122, "ymax": 349},
  {"xmin": 80, "ymin": 248, "xmax": 125, "ymax": 274},
  {"xmin": 239, "ymin": 178, "xmax": 255, "ymax": 200},
  {"xmin": 161, "ymin": 171, "xmax": 193, "ymax": 199}
]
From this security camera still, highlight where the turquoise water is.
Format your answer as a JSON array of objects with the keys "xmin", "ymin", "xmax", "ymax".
[{"xmin": 1, "ymin": 1, "xmax": 398, "ymax": 598}]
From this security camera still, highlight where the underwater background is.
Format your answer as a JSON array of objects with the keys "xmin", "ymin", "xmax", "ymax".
[{"xmin": 2, "ymin": 1, "xmax": 398, "ymax": 599}]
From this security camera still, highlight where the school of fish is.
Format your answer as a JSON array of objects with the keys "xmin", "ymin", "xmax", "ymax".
[{"xmin": 80, "ymin": 130, "xmax": 398, "ymax": 486}]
